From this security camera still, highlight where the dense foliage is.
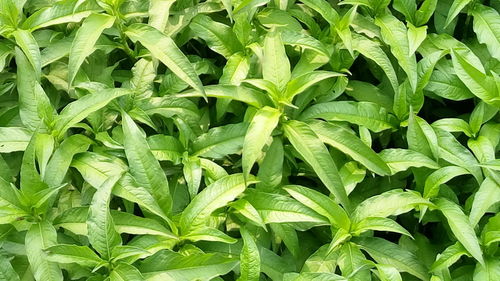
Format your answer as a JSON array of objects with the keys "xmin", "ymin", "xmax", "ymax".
[{"xmin": 0, "ymin": 0, "xmax": 499, "ymax": 280}]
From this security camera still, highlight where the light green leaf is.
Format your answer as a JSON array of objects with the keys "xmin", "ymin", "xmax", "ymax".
[
  {"xmin": 180, "ymin": 174, "xmax": 256, "ymax": 234},
  {"xmin": 192, "ymin": 123, "xmax": 248, "ymax": 159},
  {"xmin": 423, "ymin": 166, "xmax": 470, "ymax": 199},
  {"xmin": 238, "ymin": 227, "xmax": 260, "ymax": 281},
  {"xmin": 87, "ymin": 175, "xmax": 122, "ymax": 260},
  {"xmin": 407, "ymin": 23, "xmax": 427, "ymax": 55},
  {"xmin": 12, "ymin": 29, "xmax": 41, "ymax": 79},
  {"xmin": 300, "ymin": 101, "xmax": 398, "ymax": 132},
  {"xmin": 434, "ymin": 198, "xmax": 484, "ymax": 265},
  {"xmin": 68, "ymin": 13, "xmax": 115, "ymax": 86},
  {"xmin": 242, "ymin": 106, "xmax": 280, "ymax": 179},
  {"xmin": 283, "ymin": 185, "xmax": 350, "ymax": 230},
  {"xmin": 46, "ymin": 245, "xmax": 104, "ymax": 267},
  {"xmin": 379, "ymin": 148, "xmax": 439, "ymax": 174},
  {"xmin": 469, "ymin": 177, "xmax": 500, "ymax": 227},
  {"xmin": 435, "ymin": 128, "xmax": 482, "ymax": 182},
  {"xmin": 284, "ymin": 120, "xmax": 350, "ymax": 209},
  {"xmin": 408, "ymin": 113, "xmax": 439, "ymax": 159},
  {"xmin": 431, "ymin": 242, "xmax": 469, "ymax": 272},
  {"xmin": 53, "ymin": 88, "xmax": 129, "ymax": 137},
  {"xmin": 310, "ymin": 121, "xmax": 391, "ymax": 175},
  {"xmin": 262, "ymin": 30, "xmax": 290, "ymax": 91},
  {"xmin": 25, "ymin": 222, "xmax": 63, "ymax": 281},
  {"xmin": 244, "ymin": 190, "xmax": 329, "ymax": 225},
  {"xmin": 353, "ymin": 189, "xmax": 431, "ymax": 222},
  {"xmin": 354, "ymin": 237, "xmax": 430, "ymax": 281},
  {"xmin": 352, "ymin": 217, "xmax": 412, "ymax": 237},
  {"xmin": 375, "ymin": 14, "xmax": 418, "ymax": 92},
  {"xmin": 110, "ymin": 263, "xmax": 144, "ymax": 281},
  {"xmin": 472, "ymin": 4, "xmax": 500, "ymax": 60},
  {"xmin": 190, "ymin": 14, "xmax": 242, "ymax": 58},
  {"xmin": 352, "ymin": 34, "xmax": 399, "ymax": 94},
  {"xmin": 125, "ymin": 23, "xmax": 205, "ymax": 98},
  {"xmin": 140, "ymin": 250, "xmax": 238, "ymax": 281},
  {"xmin": 148, "ymin": 0, "xmax": 175, "ymax": 32},
  {"xmin": 0, "ymin": 127, "xmax": 31, "ymax": 153},
  {"xmin": 122, "ymin": 112, "xmax": 172, "ymax": 215},
  {"xmin": 178, "ymin": 85, "xmax": 270, "ymax": 108},
  {"xmin": 451, "ymin": 49, "xmax": 498, "ymax": 105},
  {"xmin": 23, "ymin": 0, "xmax": 98, "ymax": 30},
  {"xmin": 285, "ymin": 71, "xmax": 343, "ymax": 100},
  {"xmin": 0, "ymin": 254, "xmax": 19, "ymax": 281},
  {"xmin": 44, "ymin": 134, "xmax": 92, "ymax": 187},
  {"xmin": 446, "ymin": 0, "xmax": 472, "ymax": 27}
]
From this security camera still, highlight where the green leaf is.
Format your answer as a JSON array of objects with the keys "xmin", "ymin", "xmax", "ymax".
[
  {"xmin": 140, "ymin": 250, "xmax": 238, "ymax": 281},
  {"xmin": 300, "ymin": 101, "xmax": 398, "ymax": 132},
  {"xmin": 46, "ymin": 245, "xmax": 104, "ymax": 267},
  {"xmin": 15, "ymin": 47, "xmax": 51, "ymax": 131},
  {"xmin": 190, "ymin": 14, "xmax": 243, "ymax": 58},
  {"xmin": 68, "ymin": 13, "xmax": 115, "ymax": 86},
  {"xmin": 25, "ymin": 222, "xmax": 63, "ymax": 281},
  {"xmin": 310, "ymin": 121, "xmax": 391, "ymax": 175},
  {"xmin": 256, "ymin": 137, "xmax": 284, "ymax": 191},
  {"xmin": 472, "ymin": 4, "xmax": 500, "ymax": 60},
  {"xmin": 110, "ymin": 263, "xmax": 144, "ymax": 281},
  {"xmin": 181, "ymin": 227, "xmax": 237, "ymax": 244},
  {"xmin": 284, "ymin": 120, "xmax": 350, "ymax": 209},
  {"xmin": 353, "ymin": 189, "xmax": 431, "ymax": 222},
  {"xmin": 435, "ymin": 128, "xmax": 482, "ymax": 182},
  {"xmin": 469, "ymin": 177, "xmax": 500, "ymax": 227},
  {"xmin": 408, "ymin": 113, "xmax": 439, "ymax": 159},
  {"xmin": 244, "ymin": 190, "xmax": 330, "ymax": 225},
  {"xmin": 22, "ymin": 0, "xmax": 98, "ymax": 30},
  {"xmin": 179, "ymin": 174, "xmax": 256, "ymax": 234},
  {"xmin": 281, "ymin": 29, "xmax": 330, "ymax": 58},
  {"xmin": 431, "ymin": 242, "xmax": 469, "ymax": 272},
  {"xmin": 112, "ymin": 210, "xmax": 177, "ymax": 239},
  {"xmin": 353, "ymin": 237, "xmax": 430, "ymax": 281},
  {"xmin": 148, "ymin": 0, "xmax": 175, "ymax": 32},
  {"xmin": 283, "ymin": 185, "xmax": 350, "ymax": 229},
  {"xmin": 0, "ymin": 127, "xmax": 31, "ymax": 153},
  {"xmin": 192, "ymin": 123, "xmax": 248, "ymax": 159},
  {"xmin": 446, "ymin": 0, "xmax": 472, "ymax": 27},
  {"xmin": 12, "ymin": 29, "xmax": 41, "ymax": 79},
  {"xmin": 434, "ymin": 198, "xmax": 484, "ymax": 265},
  {"xmin": 352, "ymin": 34, "xmax": 399, "ymax": 94},
  {"xmin": 178, "ymin": 85, "xmax": 270, "ymax": 108},
  {"xmin": 238, "ymin": 227, "xmax": 261, "ymax": 281},
  {"xmin": 379, "ymin": 148, "xmax": 439, "ymax": 174},
  {"xmin": 262, "ymin": 29, "xmax": 291, "ymax": 91},
  {"xmin": 375, "ymin": 14, "xmax": 418, "ymax": 92},
  {"xmin": 54, "ymin": 88, "xmax": 130, "ymax": 138},
  {"xmin": 125, "ymin": 23, "xmax": 206, "ymax": 98},
  {"xmin": 300, "ymin": 0, "xmax": 339, "ymax": 25},
  {"xmin": 407, "ymin": 23, "xmax": 427, "ymax": 55},
  {"xmin": 473, "ymin": 258, "xmax": 500, "ymax": 281},
  {"xmin": 451, "ymin": 49, "xmax": 498, "ymax": 105},
  {"xmin": 375, "ymin": 264, "xmax": 402, "ymax": 281},
  {"xmin": 285, "ymin": 71, "xmax": 343, "ymax": 100},
  {"xmin": 122, "ymin": 112, "xmax": 172, "ymax": 215},
  {"xmin": 44, "ymin": 134, "xmax": 92, "ymax": 187},
  {"xmin": 87, "ymin": 175, "xmax": 122, "ymax": 260},
  {"xmin": 0, "ymin": 254, "xmax": 19, "ymax": 281},
  {"xmin": 242, "ymin": 106, "xmax": 280, "ymax": 179},
  {"xmin": 352, "ymin": 217, "xmax": 413, "ymax": 237},
  {"xmin": 423, "ymin": 166, "xmax": 470, "ymax": 199}
]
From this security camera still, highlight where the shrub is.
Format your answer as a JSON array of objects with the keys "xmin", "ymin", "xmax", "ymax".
[{"xmin": 0, "ymin": 0, "xmax": 499, "ymax": 280}]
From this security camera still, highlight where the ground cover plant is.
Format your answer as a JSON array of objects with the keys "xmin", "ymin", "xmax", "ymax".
[{"xmin": 0, "ymin": 0, "xmax": 499, "ymax": 280}]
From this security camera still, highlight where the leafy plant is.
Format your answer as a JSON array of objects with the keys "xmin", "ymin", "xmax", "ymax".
[{"xmin": 0, "ymin": 0, "xmax": 499, "ymax": 280}]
